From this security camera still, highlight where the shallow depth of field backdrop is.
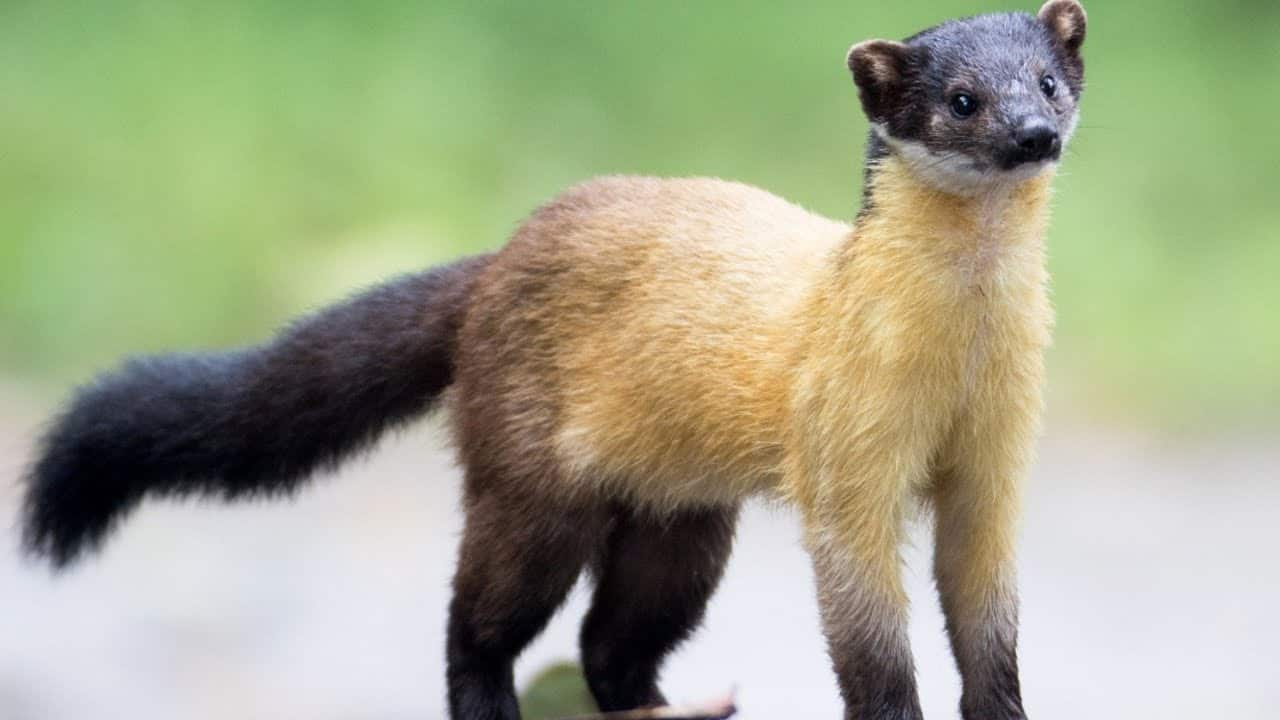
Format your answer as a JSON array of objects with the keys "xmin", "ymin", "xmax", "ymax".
[{"xmin": 2, "ymin": 2, "xmax": 1278, "ymax": 719}]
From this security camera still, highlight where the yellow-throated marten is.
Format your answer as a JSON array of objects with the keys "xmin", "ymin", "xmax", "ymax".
[{"xmin": 22, "ymin": 3, "xmax": 1087, "ymax": 719}]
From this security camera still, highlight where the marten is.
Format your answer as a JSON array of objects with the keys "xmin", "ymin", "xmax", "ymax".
[{"xmin": 20, "ymin": 2, "xmax": 1087, "ymax": 719}]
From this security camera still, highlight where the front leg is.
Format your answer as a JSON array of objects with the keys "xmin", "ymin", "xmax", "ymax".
[
  {"xmin": 931, "ymin": 377, "xmax": 1043, "ymax": 719},
  {"xmin": 931, "ymin": 463, "xmax": 1026, "ymax": 720},
  {"xmin": 791, "ymin": 427, "xmax": 937, "ymax": 720},
  {"xmin": 805, "ymin": 500, "xmax": 922, "ymax": 720}
]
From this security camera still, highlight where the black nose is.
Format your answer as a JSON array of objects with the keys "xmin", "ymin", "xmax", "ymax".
[{"xmin": 1011, "ymin": 119, "xmax": 1060, "ymax": 164}]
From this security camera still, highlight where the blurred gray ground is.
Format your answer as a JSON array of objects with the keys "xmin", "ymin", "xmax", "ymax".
[{"xmin": 2, "ymin": 395, "xmax": 1278, "ymax": 720}]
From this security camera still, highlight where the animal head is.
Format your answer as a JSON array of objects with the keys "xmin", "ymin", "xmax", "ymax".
[{"xmin": 848, "ymin": 0, "xmax": 1087, "ymax": 195}]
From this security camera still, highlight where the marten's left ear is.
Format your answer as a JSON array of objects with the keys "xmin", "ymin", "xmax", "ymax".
[
  {"xmin": 846, "ymin": 40, "xmax": 915, "ymax": 124},
  {"xmin": 1038, "ymin": 0, "xmax": 1086, "ymax": 87},
  {"xmin": 1038, "ymin": 0, "xmax": 1087, "ymax": 55}
]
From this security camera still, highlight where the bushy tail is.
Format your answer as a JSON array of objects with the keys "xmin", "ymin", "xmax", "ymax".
[{"xmin": 22, "ymin": 254, "xmax": 491, "ymax": 567}]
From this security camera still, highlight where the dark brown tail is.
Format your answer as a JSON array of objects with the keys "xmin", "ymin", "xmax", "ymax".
[{"xmin": 22, "ymin": 254, "xmax": 491, "ymax": 567}]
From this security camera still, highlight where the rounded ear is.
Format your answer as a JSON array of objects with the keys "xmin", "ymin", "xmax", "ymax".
[
  {"xmin": 846, "ymin": 40, "xmax": 913, "ymax": 123},
  {"xmin": 1038, "ymin": 0, "xmax": 1087, "ymax": 53}
]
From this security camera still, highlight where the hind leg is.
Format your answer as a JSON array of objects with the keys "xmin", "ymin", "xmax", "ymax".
[
  {"xmin": 446, "ymin": 472, "xmax": 606, "ymax": 720},
  {"xmin": 580, "ymin": 504, "xmax": 738, "ymax": 712}
]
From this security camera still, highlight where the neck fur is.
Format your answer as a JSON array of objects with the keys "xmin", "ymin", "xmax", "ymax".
[{"xmin": 852, "ymin": 155, "xmax": 1054, "ymax": 261}]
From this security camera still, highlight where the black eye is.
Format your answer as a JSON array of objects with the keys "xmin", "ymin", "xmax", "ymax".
[
  {"xmin": 949, "ymin": 92, "xmax": 977, "ymax": 118},
  {"xmin": 1040, "ymin": 74, "xmax": 1057, "ymax": 98}
]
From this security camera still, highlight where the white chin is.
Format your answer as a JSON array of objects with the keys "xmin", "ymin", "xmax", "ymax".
[
  {"xmin": 902, "ymin": 148, "xmax": 1054, "ymax": 196},
  {"xmin": 1000, "ymin": 159, "xmax": 1056, "ymax": 183},
  {"xmin": 873, "ymin": 125, "xmax": 1055, "ymax": 197}
]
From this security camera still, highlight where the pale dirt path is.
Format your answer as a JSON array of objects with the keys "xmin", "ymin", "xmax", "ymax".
[{"xmin": 1, "ymin": 393, "xmax": 1277, "ymax": 719}]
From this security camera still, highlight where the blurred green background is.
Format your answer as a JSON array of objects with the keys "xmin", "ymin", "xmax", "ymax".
[{"xmin": 3, "ymin": 0, "xmax": 1278, "ymax": 429}]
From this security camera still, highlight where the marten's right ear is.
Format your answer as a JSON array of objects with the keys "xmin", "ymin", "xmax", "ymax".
[{"xmin": 846, "ymin": 40, "xmax": 914, "ymax": 124}]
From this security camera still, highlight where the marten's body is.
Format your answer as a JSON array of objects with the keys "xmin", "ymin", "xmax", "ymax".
[
  {"xmin": 22, "ymin": 3, "xmax": 1087, "ymax": 720},
  {"xmin": 457, "ymin": 162, "xmax": 1050, "ymax": 512}
]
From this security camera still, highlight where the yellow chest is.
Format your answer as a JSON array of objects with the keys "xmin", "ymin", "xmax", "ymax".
[
  {"xmin": 853, "ymin": 158, "xmax": 1052, "ymax": 371},
  {"xmin": 785, "ymin": 160, "xmax": 1054, "ymax": 500}
]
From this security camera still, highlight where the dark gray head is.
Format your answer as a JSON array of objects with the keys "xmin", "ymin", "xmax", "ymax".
[{"xmin": 848, "ymin": 0, "xmax": 1087, "ymax": 195}]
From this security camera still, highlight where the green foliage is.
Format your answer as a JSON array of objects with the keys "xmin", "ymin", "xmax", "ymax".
[
  {"xmin": 2, "ymin": 1, "xmax": 1277, "ymax": 426},
  {"xmin": 519, "ymin": 661, "xmax": 595, "ymax": 720}
]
